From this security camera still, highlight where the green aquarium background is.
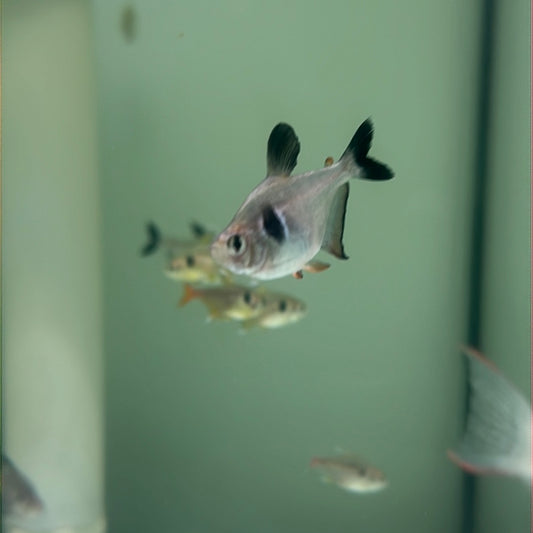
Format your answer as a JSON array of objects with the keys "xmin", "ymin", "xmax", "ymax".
[{"xmin": 2, "ymin": 1, "xmax": 530, "ymax": 533}]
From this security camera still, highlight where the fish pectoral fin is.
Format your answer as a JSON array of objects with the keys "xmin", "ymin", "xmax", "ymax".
[
  {"xmin": 206, "ymin": 306, "xmax": 225, "ymax": 320},
  {"xmin": 321, "ymin": 183, "xmax": 349, "ymax": 260},
  {"xmin": 178, "ymin": 284, "xmax": 198, "ymax": 307},
  {"xmin": 302, "ymin": 261, "xmax": 330, "ymax": 273},
  {"xmin": 266, "ymin": 123, "xmax": 300, "ymax": 177}
]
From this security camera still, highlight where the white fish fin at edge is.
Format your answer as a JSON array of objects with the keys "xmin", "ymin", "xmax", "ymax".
[{"xmin": 448, "ymin": 347, "xmax": 532, "ymax": 481}]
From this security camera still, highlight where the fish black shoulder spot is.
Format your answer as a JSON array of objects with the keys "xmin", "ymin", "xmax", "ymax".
[{"xmin": 261, "ymin": 205, "xmax": 286, "ymax": 243}]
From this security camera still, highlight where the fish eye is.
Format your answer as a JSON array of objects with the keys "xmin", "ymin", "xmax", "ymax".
[
  {"xmin": 186, "ymin": 255, "xmax": 195, "ymax": 267},
  {"xmin": 278, "ymin": 300, "xmax": 287, "ymax": 312},
  {"xmin": 227, "ymin": 234, "xmax": 245, "ymax": 255}
]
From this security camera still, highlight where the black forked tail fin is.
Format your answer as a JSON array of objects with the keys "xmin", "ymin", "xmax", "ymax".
[{"xmin": 341, "ymin": 119, "xmax": 394, "ymax": 181}]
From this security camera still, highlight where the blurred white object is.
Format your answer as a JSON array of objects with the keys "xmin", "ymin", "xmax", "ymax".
[
  {"xmin": 3, "ymin": 1, "xmax": 105, "ymax": 531},
  {"xmin": 448, "ymin": 346, "xmax": 531, "ymax": 484}
]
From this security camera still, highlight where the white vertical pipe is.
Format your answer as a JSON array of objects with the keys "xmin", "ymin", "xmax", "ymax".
[{"xmin": 3, "ymin": 1, "xmax": 105, "ymax": 531}]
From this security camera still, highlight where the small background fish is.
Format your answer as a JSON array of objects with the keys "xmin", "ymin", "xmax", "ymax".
[
  {"xmin": 140, "ymin": 221, "xmax": 214, "ymax": 257},
  {"xmin": 179, "ymin": 283, "xmax": 266, "ymax": 322},
  {"xmin": 240, "ymin": 289, "xmax": 306, "ymax": 330},
  {"xmin": 141, "ymin": 221, "xmax": 231, "ymax": 285},
  {"xmin": 143, "ymin": 221, "xmax": 309, "ymax": 331},
  {"xmin": 310, "ymin": 452, "xmax": 388, "ymax": 494},
  {"xmin": 164, "ymin": 245, "xmax": 231, "ymax": 285}
]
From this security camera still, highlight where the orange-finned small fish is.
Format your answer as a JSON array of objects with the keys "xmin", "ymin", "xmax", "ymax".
[
  {"xmin": 447, "ymin": 346, "xmax": 531, "ymax": 484},
  {"xmin": 310, "ymin": 452, "xmax": 388, "ymax": 493},
  {"xmin": 179, "ymin": 283, "xmax": 265, "ymax": 322},
  {"xmin": 210, "ymin": 119, "xmax": 394, "ymax": 280}
]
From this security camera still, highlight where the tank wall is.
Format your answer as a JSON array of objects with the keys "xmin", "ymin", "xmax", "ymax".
[
  {"xmin": 474, "ymin": 1, "xmax": 531, "ymax": 531},
  {"xmin": 92, "ymin": 2, "xmax": 485, "ymax": 532}
]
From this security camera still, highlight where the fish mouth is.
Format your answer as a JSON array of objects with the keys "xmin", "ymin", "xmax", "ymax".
[
  {"xmin": 209, "ymin": 236, "xmax": 227, "ymax": 265},
  {"xmin": 210, "ymin": 237, "xmax": 242, "ymax": 275}
]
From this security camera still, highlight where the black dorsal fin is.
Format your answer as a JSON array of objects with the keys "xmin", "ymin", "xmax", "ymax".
[{"xmin": 266, "ymin": 123, "xmax": 300, "ymax": 177}]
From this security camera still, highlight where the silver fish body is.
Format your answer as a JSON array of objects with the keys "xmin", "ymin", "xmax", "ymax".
[{"xmin": 211, "ymin": 120, "xmax": 394, "ymax": 280}]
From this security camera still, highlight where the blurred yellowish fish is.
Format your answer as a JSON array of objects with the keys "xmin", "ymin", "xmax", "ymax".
[
  {"xmin": 165, "ymin": 245, "xmax": 231, "ymax": 285},
  {"xmin": 141, "ymin": 221, "xmax": 230, "ymax": 284},
  {"xmin": 241, "ymin": 290, "xmax": 306, "ymax": 330},
  {"xmin": 140, "ymin": 220, "xmax": 213, "ymax": 257},
  {"xmin": 310, "ymin": 453, "xmax": 387, "ymax": 494},
  {"xmin": 447, "ymin": 346, "xmax": 531, "ymax": 484},
  {"xmin": 179, "ymin": 283, "xmax": 265, "ymax": 322},
  {"xmin": 2, "ymin": 454, "xmax": 44, "ymax": 518},
  {"xmin": 211, "ymin": 119, "xmax": 394, "ymax": 280}
]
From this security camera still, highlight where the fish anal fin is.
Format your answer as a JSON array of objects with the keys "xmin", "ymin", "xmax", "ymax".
[
  {"xmin": 207, "ymin": 310, "xmax": 223, "ymax": 321},
  {"xmin": 179, "ymin": 284, "xmax": 199, "ymax": 307},
  {"xmin": 267, "ymin": 123, "xmax": 300, "ymax": 177},
  {"xmin": 303, "ymin": 261, "xmax": 330, "ymax": 273},
  {"xmin": 322, "ymin": 183, "xmax": 350, "ymax": 260}
]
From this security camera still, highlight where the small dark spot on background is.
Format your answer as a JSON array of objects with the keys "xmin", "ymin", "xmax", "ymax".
[{"xmin": 121, "ymin": 5, "xmax": 137, "ymax": 43}]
